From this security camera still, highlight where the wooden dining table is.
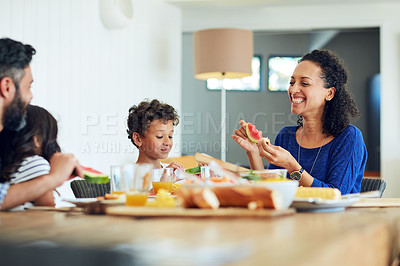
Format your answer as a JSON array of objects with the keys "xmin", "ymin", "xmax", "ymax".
[{"xmin": 1, "ymin": 199, "xmax": 400, "ymax": 266}]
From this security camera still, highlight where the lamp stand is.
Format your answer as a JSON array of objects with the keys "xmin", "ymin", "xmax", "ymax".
[{"xmin": 221, "ymin": 77, "xmax": 226, "ymax": 161}]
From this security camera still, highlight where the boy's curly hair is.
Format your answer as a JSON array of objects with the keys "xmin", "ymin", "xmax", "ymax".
[
  {"xmin": 127, "ymin": 99, "xmax": 179, "ymax": 148},
  {"xmin": 297, "ymin": 49, "xmax": 360, "ymax": 137}
]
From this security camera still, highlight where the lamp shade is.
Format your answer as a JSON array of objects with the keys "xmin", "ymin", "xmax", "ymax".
[{"xmin": 193, "ymin": 28, "xmax": 253, "ymax": 80}]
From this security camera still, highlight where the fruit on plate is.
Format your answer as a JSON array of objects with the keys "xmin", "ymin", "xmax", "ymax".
[
  {"xmin": 171, "ymin": 183, "xmax": 182, "ymax": 194},
  {"xmin": 295, "ymin": 187, "xmax": 341, "ymax": 200},
  {"xmin": 245, "ymin": 123, "xmax": 270, "ymax": 144},
  {"xmin": 82, "ymin": 166, "xmax": 109, "ymax": 184},
  {"xmin": 146, "ymin": 189, "xmax": 176, "ymax": 208}
]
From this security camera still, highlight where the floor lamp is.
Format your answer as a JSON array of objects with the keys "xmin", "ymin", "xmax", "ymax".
[{"xmin": 193, "ymin": 28, "xmax": 253, "ymax": 161}]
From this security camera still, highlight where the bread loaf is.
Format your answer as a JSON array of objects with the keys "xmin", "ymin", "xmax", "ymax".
[
  {"xmin": 176, "ymin": 187, "xmax": 219, "ymax": 209},
  {"xmin": 177, "ymin": 185, "xmax": 282, "ymax": 210},
  {"xmin": 211, "ymin": 186, "xmax": 282, "ymax": 210}
]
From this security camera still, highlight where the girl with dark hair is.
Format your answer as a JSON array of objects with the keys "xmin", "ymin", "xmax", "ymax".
[
  {"xmin": 127, "ymin": 99, "xmax": 183, "ymax": 171},
  {"xmin": 233, "ymin": 49, "xmax": 367, "ymax": 194},
  {"xmin": 0, "ymin": 104, "xmax": 61, "ymax": 207}
]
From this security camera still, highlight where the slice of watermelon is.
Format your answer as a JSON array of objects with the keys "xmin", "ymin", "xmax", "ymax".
[
  {"xmin": 81, "ymin": 166, "xmax": 109, "ymax": 184},
  {"xmin": 81, "ymin": 166, "xmax": 103, "ymax": 175},
  {"xmin": 245, "ymin": 123, "xmax": 270, "ymax": 144},
  {"xmin": 245, "ymin": 123, "xmax": 263, "ymax": 143}
]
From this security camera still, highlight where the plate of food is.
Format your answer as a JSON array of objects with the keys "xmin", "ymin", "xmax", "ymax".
[
  {"xmin": 291, "ymin": 197, "xmax": 359, "ymax": 212},
  {"xmin": 290, "ymin": 187, "xmax": 359, "ymax": 212},
  {"xmin": 98, "ymin": 198, "xmax": 125, "ymax": 205},
  {"xmin": 96, "ymin": 194, "xmax": 126, "ymax": 205},
  {"xmin": 64, "ymin": 194, "xmax": 126, "ymax": 207},
  {"xmin": 63, "ymin": 198, "xmax": 98, "ymax": 207}
]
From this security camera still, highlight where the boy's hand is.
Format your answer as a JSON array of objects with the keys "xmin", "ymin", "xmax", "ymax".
[{"xmin": 166, "ymin": 162, "xmax": 185, "ymax": 172}]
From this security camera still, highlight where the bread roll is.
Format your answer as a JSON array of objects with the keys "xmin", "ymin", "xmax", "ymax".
[
  {"xmin": 176, "ymin": 187, "xmax": 219, "ymax": 209},
  {"xmin": 177, "ymin": 185, "xmax": 282, "ymax": 210},
  {"xmin": 211, "ymin": 186, "xmax": 282, "ymax": 210}
]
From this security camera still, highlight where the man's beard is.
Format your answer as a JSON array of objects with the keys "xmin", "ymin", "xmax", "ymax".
[{"xmin": 3, "ymin": 90, "xmax": 28, "ymax": 132}]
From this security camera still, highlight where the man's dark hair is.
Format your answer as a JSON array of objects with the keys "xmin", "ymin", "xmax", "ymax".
[
  {"xmin": 297, "ymin": 49, "xmax": 360, "ymax": 137},
  {"xmin": 127, "ymin": 99, "xmax": 179, "ymax": 148},
  {"xmin": 0, "ymin": 38, "xmax": 36, "ymax": 89}
]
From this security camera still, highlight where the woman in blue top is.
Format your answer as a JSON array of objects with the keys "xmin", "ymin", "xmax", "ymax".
[{"xmin": 232, "ymin": 49, "xmax": 367, "ymax": 194}]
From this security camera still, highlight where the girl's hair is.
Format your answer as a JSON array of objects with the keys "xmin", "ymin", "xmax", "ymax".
[
  {"xmin": 297, "ymin": 49, "xmax": 360, "ymax": 137},
  {"xmin": 127, "ymin": 99, "xmax": 179, "ymax": 148},
  {"xmin": 0, "ymin": 105, "xmax": 60, "ymax": 182}
]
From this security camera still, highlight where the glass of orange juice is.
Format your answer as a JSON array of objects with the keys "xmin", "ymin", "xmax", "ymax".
[
  {"xmin": 110, "ymin": 165, "xmax": 125, "ymax": 196},
  {"xmin": 152, "ymin": 168, "xmax": 173, "ymax": 195},
  {"xmin": 125, "ymin": 163, "xmax": 152, "ymax": 206}
]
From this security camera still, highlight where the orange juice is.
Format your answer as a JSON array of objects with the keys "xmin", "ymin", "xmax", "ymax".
[
  {"xmin": 111, "ymin": 191, "xmax": 125, "ymax": 195},
  {"xmin": 125, "ymin": 192, "xmax": 148, "ymax": 206},
  {"xmin": 152, "ymin": 182, "xmax": 172, "ymax": 194}
]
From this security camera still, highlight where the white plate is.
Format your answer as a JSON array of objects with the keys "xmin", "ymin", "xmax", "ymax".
[
  {"xmin": 99, "ymin": 198, "xmax": 125, "ymax": 205},
  {"xmin": 64, "ymin": 198, "xmax": 126, "ymax": 207},
  {"xmin": 291, "ymin": 197, "xmax": 359, "ymax": 212},
  {"xmin": 63, "ymin": 198, "xmax": 98, "ymax": 207}
]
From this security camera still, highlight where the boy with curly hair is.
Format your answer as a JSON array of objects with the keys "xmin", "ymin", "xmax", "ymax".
[{"xmin": 127, "ymin": 99, "xmax": 183, "ymax": 171}]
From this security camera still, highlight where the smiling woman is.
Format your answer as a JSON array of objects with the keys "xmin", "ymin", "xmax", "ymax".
[{"xmin": 233, "ymin": 49, "xmax": 367, "ymax": 195}]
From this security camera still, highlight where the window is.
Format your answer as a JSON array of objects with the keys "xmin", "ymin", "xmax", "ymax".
[
  {"xmin": 268, "ymin": 56, "xmax": 301, "ymax": 92},
  {"xmin": 207, "ymin": 56, "xmax": 261, "ymax": 91}
]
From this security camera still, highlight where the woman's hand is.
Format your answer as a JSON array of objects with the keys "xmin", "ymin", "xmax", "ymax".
[
  {"xmin": 258, "ymin": 140, "xmax": 300, "ymax": 173},
  {"xmin": 231, "ymin": 120, "xmax": 258, "ymax": 153}
]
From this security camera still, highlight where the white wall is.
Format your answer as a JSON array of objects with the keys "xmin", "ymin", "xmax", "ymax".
[
  {"xmin": 0, "ymin": 0, "xmax": 182, "ymax": 175},
  {"xmin": 179, "ymin": 2, "xmax": 400, "ymax": 197}
]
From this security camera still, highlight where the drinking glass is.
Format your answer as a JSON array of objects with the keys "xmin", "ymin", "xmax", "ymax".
[
  {"xmin": 152, "ymin": 168, "xmax": 173, "ymax": 195},
  {"xmin": 125, "ymin": 163, "xmax": 152, "ymax": 206},
  {"xmin": 110, "ymin": 165, "xmax": 124, "ymax": 195}
]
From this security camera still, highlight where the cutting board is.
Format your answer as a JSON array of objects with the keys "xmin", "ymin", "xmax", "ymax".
[
  {"xmin": 349, "ymin": 198, "xmax": 400, "ymax": 208},
  {"xmin": 106, "ymin": 206, "xmax": 295, "ymax": 218},
  {"xmin": 194, "ymin": 153, "xmax": 249, "ymax": 173}
]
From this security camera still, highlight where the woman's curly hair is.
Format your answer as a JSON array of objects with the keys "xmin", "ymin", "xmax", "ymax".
[
  {"xmin": 127, "ymin": 99, "xmax": 179, "ymax": 148},
  {"xmin": 0, "ymin": 105, "xmax": 60, "ymax": 182},
  {"xmin": 297, "ymin": 49, "xmax": 360, "ymax": 137}
]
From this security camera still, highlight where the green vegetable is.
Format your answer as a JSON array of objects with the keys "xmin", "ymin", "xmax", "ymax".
[
  {"xmin": 186, "ymin": 165, "xmax": 201, "ymax": 174},
  {"xmin": 241, "ymin": 170, "xmax": 261, "ymax": 181},
  {"xmin": 83, "ymin": 171, "xmax": 109, "ymax": 184}
]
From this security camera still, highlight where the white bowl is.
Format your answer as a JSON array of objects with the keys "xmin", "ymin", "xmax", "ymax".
[
  {"xmin": 240, "ymin": 169, "xmax": 288, "ymax": 181},
  {"xmin": 254, "ymin": 180, "xmax": 299, "ymax": 209}
]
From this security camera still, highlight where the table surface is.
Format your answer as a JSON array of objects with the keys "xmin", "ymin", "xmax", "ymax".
[{"xmin": 1, "ymin": 199, "xmax": 400, "ymax": 266}]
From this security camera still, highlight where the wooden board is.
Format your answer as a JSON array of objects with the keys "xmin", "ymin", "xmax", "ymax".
[
  {"xmin": 25, "ymin": 206, "xmax": 84, "ymax": 212},
  {"xmin": 194, "ymin": 153, "xmax": 249, "ymax": 173},
  {"xmin": 106, "ymin": 206, "xmax": 295, "ymax": 218},
  {"xmin": 349, "ymin": 198, "xmax": 400, "ymax": 208}
]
